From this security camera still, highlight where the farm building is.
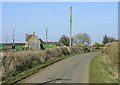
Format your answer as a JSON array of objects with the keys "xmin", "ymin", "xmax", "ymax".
[
  {"xmin": 0, "ymin": 43, "xmax": 25, "ymax": 50},
  {"xmin": 45, "ymin": 42, "xmax": 56, "ymax": 49},
  {"xmin": 0, "ymin": 32, "xmax": 58, "ymax": 51},
  {"xmin": 25, "ymin": 32, "xmax": 45, "ymax": 50},
  {"xmin": 25, "ymin": 32, "xmax": 58, "ymax": 50}
]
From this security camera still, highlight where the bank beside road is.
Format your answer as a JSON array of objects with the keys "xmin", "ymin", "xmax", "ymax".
[{"xmin": 89, "ymin": 42, "xmax": 118, "ymax": 83}]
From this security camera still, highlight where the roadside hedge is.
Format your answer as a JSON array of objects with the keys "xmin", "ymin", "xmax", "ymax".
[
  {"xmin": 103, "ymin": 42, "xmax": 118, "ymax": 65},
  {"xmin": 2, "ymin": 46, "xmax": 83, "ymax": 78}
]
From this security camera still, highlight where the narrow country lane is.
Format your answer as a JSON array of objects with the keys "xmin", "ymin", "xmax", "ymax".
[{"xmin": 19, "ymin": 52, "xmax": 100, "ymax": 84}]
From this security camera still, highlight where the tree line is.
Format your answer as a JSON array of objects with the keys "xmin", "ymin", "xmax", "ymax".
[{"xmin": 55, "ymin": 33, "xmax": 117, "ymax": 47}]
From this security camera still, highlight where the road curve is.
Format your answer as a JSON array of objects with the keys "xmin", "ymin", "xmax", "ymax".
[{"xmin": 19, "ymin": 52, "xmax": 100, "ymax": 83}]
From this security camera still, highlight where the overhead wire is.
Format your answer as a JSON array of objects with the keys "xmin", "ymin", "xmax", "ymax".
[{"xmin": 43, "ymin": 3, "xmax": 70, "ymax": 41}]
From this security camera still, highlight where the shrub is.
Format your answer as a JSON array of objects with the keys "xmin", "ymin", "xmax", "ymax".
[{"xmin": 77, "ymin": 44, "xmax": 84, "ymax": 48}]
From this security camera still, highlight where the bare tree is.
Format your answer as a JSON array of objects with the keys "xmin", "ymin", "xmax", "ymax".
[{"xmin": 73, "ymin": 33, "xmax": 91, "ymax": 46}]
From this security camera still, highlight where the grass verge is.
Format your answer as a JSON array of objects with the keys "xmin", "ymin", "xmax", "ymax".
[
  {"xmin": 3, "ymin": 52, "xmax": 84, "ymax": 84},
  {"xmin": 89, "ymin": 53, "xmax": 118, "ymax": 83}
]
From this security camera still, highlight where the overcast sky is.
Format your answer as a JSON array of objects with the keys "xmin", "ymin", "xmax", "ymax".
[{"xmin": 2, "ymin": 2, "xmax": 118, "ymax": 45}]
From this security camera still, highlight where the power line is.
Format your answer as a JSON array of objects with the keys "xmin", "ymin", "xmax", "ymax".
[
  {"xmin": 12, "ymin": 29, "xmax": 15, "ymax": 49},
  {"xmin": 99, "ymin": 35, "xmax": 100, "ymax": 43},
  {"xmin": 47, "ymin": 3, "xmax": 68, "ymax": 22},
  {"xmin": 6, "ymin": 36, "xmax": 8, "ymax": 43}
]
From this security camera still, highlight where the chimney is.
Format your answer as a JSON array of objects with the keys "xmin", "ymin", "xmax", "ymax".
[
  {"xmin": 33, "ymin": 32, "xmax": 35, "ymax": 35},
  {"xmin": 25, "ymin": 33, "xmax": 27, "ymax": 36}
]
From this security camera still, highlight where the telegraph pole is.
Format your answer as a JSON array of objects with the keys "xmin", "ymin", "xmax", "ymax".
[
  {"xmin": 99, "ymin": 35, "xmax": 100, "ymax": 43},
  {"xmin": 12, "ymin": 29, "xmax": 15, "ymax": 49},
  {"xmin": 6, "ymin": 36, "xmax": 8, "ymax": 43},
  {"xmin": 13, "ymin": 29, "xmax": 15, "ymax": 46},
  {"xmin": 70, "ymin": 6, "xmax": 72, "ymax": 47},
  {"xmin": 46, "ymin": 28, "xmax": 48, "ymax": 44}
]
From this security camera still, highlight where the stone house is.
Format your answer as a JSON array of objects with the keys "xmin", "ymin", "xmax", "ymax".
[{"xmin": 25, "ymin": 32, "xmax": 44, "ymax": 50}]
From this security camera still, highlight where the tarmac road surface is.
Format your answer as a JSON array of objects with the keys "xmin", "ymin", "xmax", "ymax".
[{"xmin": 19, "ymin": 52, "xmax": 100, "ymax": 84}]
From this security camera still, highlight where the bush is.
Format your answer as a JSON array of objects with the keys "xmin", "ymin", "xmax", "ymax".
[
  {"xmin": 77, "ymin": 44, "xmax": 84, "ymax": 48},
  {"xmin": 93, "ymin": 42, "xmax": 101, "ymax": 48},
  {"xmin": 83, "ymin": 47, "xmax": 90, "ymax": 52}
]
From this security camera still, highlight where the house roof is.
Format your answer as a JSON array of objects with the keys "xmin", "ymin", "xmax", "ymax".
[
  {"xmin": 39, "ymin": 39, "xmax": 45, "ymax": 44},
  {"xmin": 26, "ymin": 35, "xmax": 33, "ymax": 41},
  {"xmin": 25, "ymin": 33, "xmax": 57, "ymax": 45},
  {"xmin": 38, "ymin": 39, "xmax": 58, "ymax": 45},
  {"xmin": 46, "ymin": 42, "xmax": 58, "ymax": 45}
]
